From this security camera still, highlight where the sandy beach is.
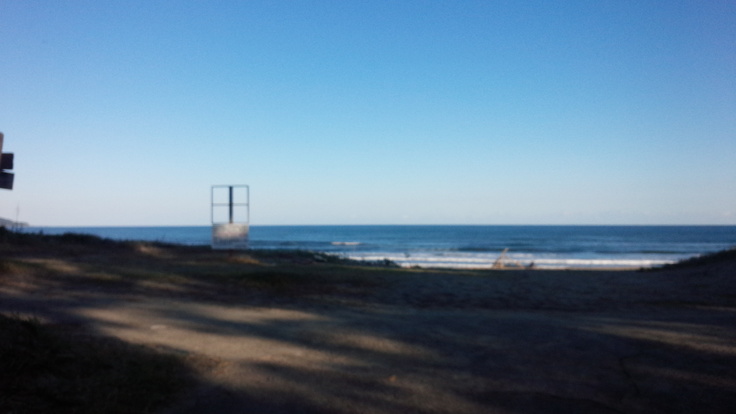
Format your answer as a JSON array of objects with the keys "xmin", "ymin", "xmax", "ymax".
[{"xmin": 2, "ymin": 234, "xmax": 735, "ymax": 413}]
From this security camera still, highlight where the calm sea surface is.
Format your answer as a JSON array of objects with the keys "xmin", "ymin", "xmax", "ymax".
[{"xmin": 24, "ymin": 225, "xmax": 736, "ymax": 269}]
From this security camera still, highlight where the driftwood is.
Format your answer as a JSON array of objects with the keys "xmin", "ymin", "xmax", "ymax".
[{"xmin": 492, "ymin": 248, "xmax": 526, "ymax": 269}]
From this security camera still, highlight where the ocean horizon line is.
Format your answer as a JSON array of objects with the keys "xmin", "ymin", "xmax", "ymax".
[{"xmin": 24, "ymin": 223, "xmax": 736, "ymax": 228}]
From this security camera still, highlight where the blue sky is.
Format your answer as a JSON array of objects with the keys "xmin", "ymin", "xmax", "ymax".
[{"xmin": 1, "ymin": 0, "xmax": 734, "ymax": 226}]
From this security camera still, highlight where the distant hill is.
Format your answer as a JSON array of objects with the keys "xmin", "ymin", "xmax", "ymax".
[{"xmin": 0, "ymin": 217, "xmax": 28, "ymax": 228}]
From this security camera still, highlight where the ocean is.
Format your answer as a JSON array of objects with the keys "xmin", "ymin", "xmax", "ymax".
[{"xmin": 23, "ymin": 225, "xmax": 736, "ymax": 270}]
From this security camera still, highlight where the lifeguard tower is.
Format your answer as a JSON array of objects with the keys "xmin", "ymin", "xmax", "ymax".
[{"xmin": 211, "ymin": 185, "xmax": 249, "ymax": 250}]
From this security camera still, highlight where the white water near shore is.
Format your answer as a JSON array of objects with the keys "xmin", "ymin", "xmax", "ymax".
[{"xmin": 347, "ymin": 252, "xmax": 673, "ymax": 269}]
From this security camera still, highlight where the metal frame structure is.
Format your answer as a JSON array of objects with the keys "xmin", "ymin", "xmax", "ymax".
[
  {"xmin": 211, "ymin": 185, "xmax": 249, "ymax": 224},
  {"xmin": 211, "ymin": 185, "xmax": 249, "ymax": 250}
]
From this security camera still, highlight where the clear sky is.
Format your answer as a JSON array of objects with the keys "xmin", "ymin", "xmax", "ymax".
[{"xmin": 1, "ymin": 0, "xmax": 734, "ymax": 226}]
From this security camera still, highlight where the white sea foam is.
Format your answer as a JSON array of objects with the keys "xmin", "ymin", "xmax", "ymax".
[{"xmin": 347, "ymin": 252, "xmax": 674, "ymax": 270}]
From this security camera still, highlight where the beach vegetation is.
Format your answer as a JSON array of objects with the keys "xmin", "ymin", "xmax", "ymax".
[{"xmin": 647, "ymin": 247, "xmax": 736, "ymax": 271}]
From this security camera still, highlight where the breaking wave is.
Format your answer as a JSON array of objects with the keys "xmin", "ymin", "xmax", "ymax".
[{"xmin": 346, "ymin": 252, "xmax": 676, "ymax": 270}]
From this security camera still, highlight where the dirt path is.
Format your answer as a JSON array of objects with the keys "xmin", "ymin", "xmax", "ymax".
[{"xmin": 4, "ymin": 264, "xmax": 736, "ymax": 414}]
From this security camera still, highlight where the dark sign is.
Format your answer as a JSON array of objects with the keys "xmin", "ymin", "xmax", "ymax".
[
  {"xmin": 0, "ymin": 172, "xmax": 13, "ymax": 190},
  {"xmin": 0, "ymin": 153, "xmax": 13, "ymax": 170},
  {"xmin": 0, "ymin": 132, "xmax": 14, "ymax": 189}
]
